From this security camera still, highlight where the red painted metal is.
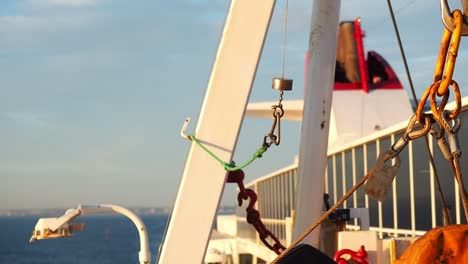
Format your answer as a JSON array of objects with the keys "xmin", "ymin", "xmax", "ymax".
[
  {"xmin": 334, "ymin": 245, "xmax": 368, "ymax": 264},
  {"xmin": 354, "ymin": 18, "xmax": 369, "ymax": 93},
  {"xmin": 367, "ymin": 51, "xmax": 403, "ymax": 90},
  {"xmin": 307, "ymin": 18, "xmax": 404, "ymax": 92}
]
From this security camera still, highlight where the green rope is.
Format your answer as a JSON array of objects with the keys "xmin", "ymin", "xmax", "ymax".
[{"xmin": 189, "ymin": 135, "xmax": 268, "ymax": 171}]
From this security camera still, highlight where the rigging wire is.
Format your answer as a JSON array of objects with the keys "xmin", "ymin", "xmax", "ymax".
[
  {"xmin": 386, "ymin": 0, "xmax": 451, "ymax": 224},
  {"xmin": 281, "ymin": 0, "xmax": 289, "ymax": 78},
  {"xmin": 365, "ymin": 0, "xmax": 419, "ymax": 32},
  {"xmin": 449, "ymin": 157, "xmax": 468, "ymax": 221}
]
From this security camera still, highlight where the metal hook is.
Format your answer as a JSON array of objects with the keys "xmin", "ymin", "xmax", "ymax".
[
  {"xmin": 180, "ymin": 117, "xmax": 192, "ymax": 141},
  {"xmin": 440, "ymin": 0, "xmax": 468, "ymax": 35},
  {"xmin": 263, "ymin": 111, "xmax": 281, "ymax": 147}
]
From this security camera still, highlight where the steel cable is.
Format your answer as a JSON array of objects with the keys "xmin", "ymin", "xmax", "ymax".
[{"xmin": 386, "ymin": 0, "xmax": 451, "ymax": 224}]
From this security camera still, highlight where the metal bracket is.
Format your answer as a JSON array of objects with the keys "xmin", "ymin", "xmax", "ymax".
[{"xmin": 180, "ymin": 118, "xmax": 191, "ymax": 140}]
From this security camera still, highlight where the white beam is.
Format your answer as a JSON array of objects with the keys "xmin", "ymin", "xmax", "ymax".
[
  {"xmin": 157, "ymin": 0, "xmax": 276, "ymax": 263},
  {"xmin": 293, "ymin": 0, "xmax": 341, "ymax": 246}
]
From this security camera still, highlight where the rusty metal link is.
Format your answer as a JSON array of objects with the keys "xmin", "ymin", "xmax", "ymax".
[
  {"xmin": 245, "ymin": 204, "xmax": 286, "ymax": 255},
  {"xmin": 434, "ymin": 9, "xmax": 462, "ymax": 96},
  {"xmin": 416, "ymin": 8, "xmax": 464, "ymax": 123},
  {"xmin": 226, "ymin": 170, "xmax": 248, "ymax": 202},
  {"xmin": 430, "ymin": 80, "xmax": 462, "ymax": 122},
  {"xmin": 227, "ymin": 170, "xmax": 286, "ymax": 255}
]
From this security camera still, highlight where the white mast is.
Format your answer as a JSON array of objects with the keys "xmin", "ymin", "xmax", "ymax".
[
  {"xmin": 293, "ymin": 0, "xmax": 341, "ymax": 246},
  {"xmin": 157, "ymin": 1, "xmax": 276, "ymax": 263}
]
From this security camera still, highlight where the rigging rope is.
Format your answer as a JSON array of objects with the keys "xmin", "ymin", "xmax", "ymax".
[
  {"xmin": 271, "ymin": 166, "xmax": 374, "ymax": 264},
  {"xmin": 449, "ymin": 157, "xmax": 468, "ymax": 219},
  {"xmin": 188, "ymin": 135, "xmax": 267, "ymax": 171},
  {"xmin": 386, "ymin": 0, "xmax": 451, "ymax": 224}
]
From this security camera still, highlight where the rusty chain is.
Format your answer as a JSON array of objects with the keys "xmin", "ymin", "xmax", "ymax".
[
  {"xmin": 227, "ymin": 170, "xmax": 286, "ymax": 255},
  {"xmin": 414, "ymin": 8, "xmax": 468, "ymax": 222},
  {"xmin": 416, "ymin": 9, "xmax": 463, "ymax": 123}
]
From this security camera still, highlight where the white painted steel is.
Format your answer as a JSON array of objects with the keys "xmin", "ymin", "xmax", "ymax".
[
  {"xmin": 289, "ymin": 171, "xmax": 294, "ymax": 218},
  {"xmin": 246, "ymin": 100, "xmax": 303, "ymax": 121},
  {"xmin": 326, "ymin": 96, "xmax": 468, "ymax": 155},
  {"xmin": 342, "ymin": 152, "xmax": 347, "ymax": 208},
  {"xmin": 391, "ymin": 134, "xmax": 398, "ymax": 234},
  {"xmin": 325, "ymin": 167, "xmax": 329, "ymax": 193},
  {"xmin": 349, "ymin": 208, "xmax": 370, "ymax": 230},
  {"xmin": 293, "ymin": 0, "xmax": 341, "ymax": 246},
  {"xmin": 429, "ymin": 135, "xmax": 436, "ymax": 228},
  {"xmin": 157, "ymin": 1, "xmax": 275, "ymax": 263},
  {"xmin": 455, "ymin": 177, "xmax": 461, "ymax": 224},
  {"xmin": 376, "ymin": 139, "xmax": 383, "ymax": 239},
  {"xmin": 273, "ymin": 176, "xmax": 277, "ymax": 220},
  {"xmin": 352, "ymin": 148, "xmax": 358, "ymax": 226},
  {"xmin": 34, "ymin": 204, "xmax": 151, "ymax": 264},
  {"xmin": 333, "ymin": 155, "xmax": 338, "ymax": 204},
  {"xmin": 346, "ymin": 225, "xmax": 427, "ymax": 237},
  {"xmin": 97, "ymin": 205, "xmax": 151, "ymax": 264},
  {"xmin": 329, "ymin": 90, "xmax": 413, "ymax": 150},
  {"xmin": 409, "ymin": 141, "xmax": 416, "ymax": 236},
  {"xmin": 364, "ymin": 144, "xmax": 369, "ymax": 208},
  {"xmin": 246, "ymin": 164, "xmax": 297, "ymax": 186}
]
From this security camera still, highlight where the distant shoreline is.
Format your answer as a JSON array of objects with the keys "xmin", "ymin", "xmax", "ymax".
[
  {"xmin": 0, "ymin": 207, "xmax": 170, "ymax": 217},
  {"xmin": 0, "ymin": 206, "xmax": 235, "ymax": 217}
]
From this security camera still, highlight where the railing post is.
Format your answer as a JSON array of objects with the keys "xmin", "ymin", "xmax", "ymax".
[
  {"xmin": 391, "ymin": 134, "xmax": 399, "ymax": 235},
  {"xmin": 408, "ymin": 140, "xmax": 416, "ymax": 236},
  {"xmin": 376, "ymin": 139, "xmax": 383, "ymax": 239}
]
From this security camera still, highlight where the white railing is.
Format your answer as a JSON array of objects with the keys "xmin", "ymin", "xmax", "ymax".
[
  {"xmin": 235, "ymin": 217, "xmax": 289, "ymax": 246},
  {"xmin": 235, "ymin": 98, "xmax": 468, "ymax": 246}
]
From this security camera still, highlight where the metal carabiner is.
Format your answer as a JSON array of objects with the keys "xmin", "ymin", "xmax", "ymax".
[
  {"xmin": 263, "ymin": 105, "xmax": 283, "ymax": 146},
  {"xmin": 405, "ymin": 114, "xmax": 433, "ymax": 141},
  {"xmin": 438, "ymin": 110, "xmax": 462, "ymax": 134},
  {"xmin": 440, "ymin": 0, "xmax": 468, "ymax": 35},
  {"xmin": 439, "ymin": 111, "xmax": 462, "ymax": 156},
  {"xmin": 430, "ymin": 120, "xmax": 454, "ymax": 160}
]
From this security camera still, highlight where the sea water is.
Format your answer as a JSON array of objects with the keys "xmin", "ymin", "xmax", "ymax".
[{"xmin": 0, "ymin": 214, "xmax": 168, "ymax": 264}]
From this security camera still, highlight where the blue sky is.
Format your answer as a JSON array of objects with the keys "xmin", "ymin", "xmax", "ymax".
[{"xmin": 2, "ymin": 0, "xmax": 468, "ymax": 210}]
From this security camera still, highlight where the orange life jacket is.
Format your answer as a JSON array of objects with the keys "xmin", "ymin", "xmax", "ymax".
[{"xmin": 394, "ymin": 224, "xmax": 468, "ymax": 263}]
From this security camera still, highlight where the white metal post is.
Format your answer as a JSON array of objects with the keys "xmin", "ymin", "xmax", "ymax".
[
  {"xmin": 293, "ymin": 0, "xmax": 341, "ymax": 247},
  {"xmin": 157, "ymin": 1, "xmax": 276, "ymax": 263},
  {"xmin": 30, "ymin": 204, "xmax": 151, "ymax": 264},
  {"xmin": 80, "ymin": 205, "xmax": 151, "ymax": 264}
]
